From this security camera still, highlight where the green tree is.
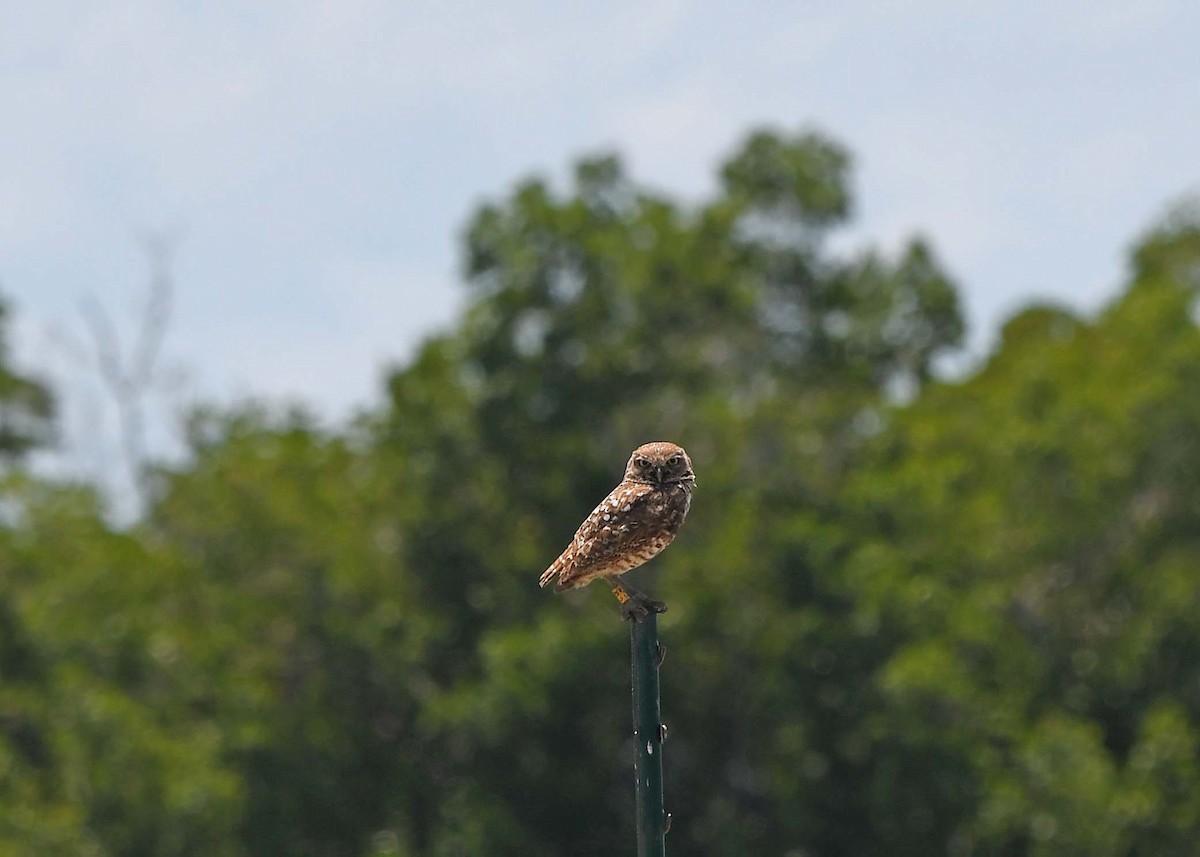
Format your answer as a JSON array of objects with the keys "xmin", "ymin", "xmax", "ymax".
[
  {"xmin": 368, "ymin": 126, "xmax": 965, "ymax": 854},
  {"xmin": 6, "ymin": 128, "xmax": 1200, "ymax": 857},
  {"xmin": 0, "ymin": 477, "xmax": 242, "ymax": 856},
  {"xmin": 0, "ymin": 295, "xmax": 53, "ymax": 459},
  {"xmin": 845, "ymin": 208, "xmax": 1200, "ymax": 854}
]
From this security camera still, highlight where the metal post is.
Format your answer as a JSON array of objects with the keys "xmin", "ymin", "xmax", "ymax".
[{"xmin": 631, "ymin": 614, "xmax": 668, "ymax": 856}]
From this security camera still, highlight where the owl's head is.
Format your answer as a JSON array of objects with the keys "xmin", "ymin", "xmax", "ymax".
[{"xmin": 624, "ymin": 441, "xmax": 695, "ymax": 487}]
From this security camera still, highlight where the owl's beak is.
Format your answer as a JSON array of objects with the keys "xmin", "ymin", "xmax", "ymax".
[{"xmin": 654, "ymin": 465, "xmax": 664, "ymax": 483}]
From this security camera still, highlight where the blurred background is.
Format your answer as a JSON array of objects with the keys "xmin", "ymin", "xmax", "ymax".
[{"xmin": 3, "ymin": 3, "xmax": 1200, "ymax": 855}]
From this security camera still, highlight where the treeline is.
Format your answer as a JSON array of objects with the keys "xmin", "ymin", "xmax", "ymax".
[{"xmin": 2, "ymin": 128, "xmax": 1200, "ymax": 856}]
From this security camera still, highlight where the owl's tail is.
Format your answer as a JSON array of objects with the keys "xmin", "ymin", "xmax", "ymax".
[{"xmin": 538, "ymin": 563, "xmax": 559, "ymax": 589}]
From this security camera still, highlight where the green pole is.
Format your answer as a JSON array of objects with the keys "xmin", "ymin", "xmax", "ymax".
[{"xmin": 631, "ymin": 614, "xmax": 668, "ymax": 856}]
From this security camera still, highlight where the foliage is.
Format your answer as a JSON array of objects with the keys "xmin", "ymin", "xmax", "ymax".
[
  {"xmin": 2, "ymin": 129, "xmax": 1200, "ymax": 855},
  {"xmin": 0, "ymin": 297, "xmax": 53, "ymax": 460}
]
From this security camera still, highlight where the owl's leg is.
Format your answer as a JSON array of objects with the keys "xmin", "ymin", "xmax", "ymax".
[{"xmin": 608, "ymin": 577, "xmax": 668, "ymax": 622}]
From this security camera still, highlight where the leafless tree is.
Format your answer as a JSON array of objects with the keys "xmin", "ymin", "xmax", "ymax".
[{"xmin": 78, "ymin": 232, "xmax": 177, "ymax": 507}]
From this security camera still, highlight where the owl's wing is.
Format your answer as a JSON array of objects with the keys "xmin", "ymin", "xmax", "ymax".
[{"xmin": 549, "ymin": 481, "xmax": 660, "ymax": 591}]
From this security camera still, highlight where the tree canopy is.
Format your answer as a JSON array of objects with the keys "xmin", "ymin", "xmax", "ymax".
[{"xmin": 2, "ymin": 128, "xmax": 1200, "ymax": 855}]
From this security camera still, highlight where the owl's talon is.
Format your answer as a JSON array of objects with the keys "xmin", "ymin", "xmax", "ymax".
[
  {"xmin": 621, "ymin": 600, "xmax": 650, "ymax": 623},
  {"xmin": 621, "ymin": 593, "xmax": 667, "ymax": 623}
]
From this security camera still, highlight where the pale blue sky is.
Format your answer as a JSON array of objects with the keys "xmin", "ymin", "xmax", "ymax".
[{"xmin": 3, "ymin": 2, "xmax": 1199, "ymax": 483}]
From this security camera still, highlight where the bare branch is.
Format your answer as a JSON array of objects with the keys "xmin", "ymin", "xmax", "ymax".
[
  {"xmin": 76, "ymin": 234, "xmax": 180, "ymax": 511},
  {"xmin": 130, "ymin": 232, "xmax": 176, "ymax": 389},
  {"xmin": 79, "ymin": 296, "xmax": 127, "ymax": 396}
]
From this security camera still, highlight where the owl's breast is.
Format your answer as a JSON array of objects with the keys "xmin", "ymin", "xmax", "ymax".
[{"xmin": 648, "ymin": 483, "xmax": 692, "ymax": 534}]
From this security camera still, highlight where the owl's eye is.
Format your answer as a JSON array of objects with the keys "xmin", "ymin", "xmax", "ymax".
[
  {"xmin": 635, "ymin": 458, "xmax": 649, "ymax": 469},
  {"xmin": 668, "ymin": 455, "xmax": 682, "ymax": 466}
]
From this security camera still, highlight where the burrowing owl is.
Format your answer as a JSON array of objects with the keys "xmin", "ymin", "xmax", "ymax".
[{"xmin": 540, "ymin": 441, "xmax": 695, "ymax": 621}]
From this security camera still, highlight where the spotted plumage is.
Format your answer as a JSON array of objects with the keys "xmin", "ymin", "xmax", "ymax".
[{"xmin": 540, "ymin": 442, "xmax": 695, "ymax": 619}]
